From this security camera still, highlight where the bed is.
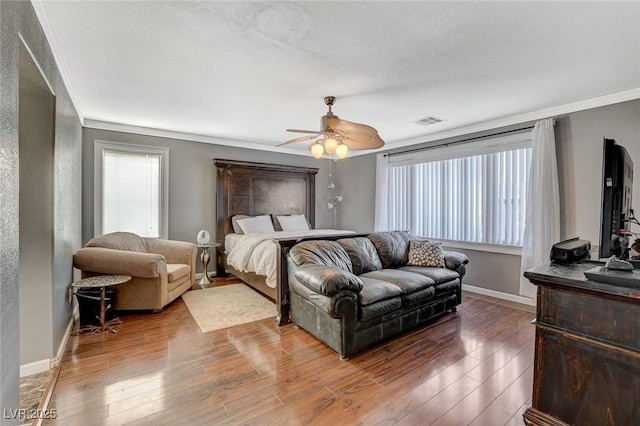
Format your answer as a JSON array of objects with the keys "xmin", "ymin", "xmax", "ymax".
[{"xmin": 213, "ymin": 159, "xmax": 356, "ymax": 325}]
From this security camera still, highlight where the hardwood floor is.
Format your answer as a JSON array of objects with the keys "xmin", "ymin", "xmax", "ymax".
[{"xmin": 45, "ymin": 282, "xmax": 536, "ymax": 425}]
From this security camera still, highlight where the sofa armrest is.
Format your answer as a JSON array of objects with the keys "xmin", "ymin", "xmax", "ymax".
[
  {"xmin": 294, "ymin": 265, "xmax": 363, "ymax": 297},
  {"xmin": 73, "ymin": 247, "xmax": 166, "ymax": 278},
  {"xmin": 145, "ymin": 238, "xmax": 197, "ymax": 266},
  {"xmin": 443, "ymin": 251, "xmax": 468, "ymax": 278}
]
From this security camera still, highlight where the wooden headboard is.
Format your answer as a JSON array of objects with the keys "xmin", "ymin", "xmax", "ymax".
[{"xmin": 213, "ymin": 159, "xmax": 318, "ymax": 245}]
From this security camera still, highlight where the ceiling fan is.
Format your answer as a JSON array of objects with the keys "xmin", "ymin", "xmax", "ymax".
[{"xmin": 279, "ymin": 96, "xmax": 385, "ymax": 158}]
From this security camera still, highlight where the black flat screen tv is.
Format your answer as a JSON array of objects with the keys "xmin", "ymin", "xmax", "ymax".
[{"xmin": 599, "ymin": 138, "xmax": 634, "ymax": 259}]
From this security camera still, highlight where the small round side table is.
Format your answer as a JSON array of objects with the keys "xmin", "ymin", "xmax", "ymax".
[
  {"xmin": 72, "ymin": 274, "xmax": 131, "ymax": 334},
  {"xmin": 197, "ymin": 243, "xmax": 220, "ymax": 287}
]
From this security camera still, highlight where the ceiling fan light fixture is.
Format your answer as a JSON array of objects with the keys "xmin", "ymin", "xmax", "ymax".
[
  {"xmin": 336, "ymin": 143, "xmax": 348, "ymax": 159},
  {"xmin": 281, "ymin": 96, "xmax": 384, "ymax": 157},
  {"xmin": 324, "ymin": 137, "xmax": 338, "ymax": 154},
  {"xmin": 311, "ymin": 142, "xmax": 324, "ymax": 159}
]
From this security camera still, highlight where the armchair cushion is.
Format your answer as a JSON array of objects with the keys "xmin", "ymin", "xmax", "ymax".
[
  {"xmin": 146, "ymin": 238, "xmax": 196, "ymax": 265},
  {"xmin": 167, "ymin": 264, "xmax": 190, "ymax": 282},
  {"xmin": 73, "ymin": 247, "xmax": 164, "ymax": 278},
  {"xmin": 86, "ymin": 232, "xmax": 148, "ymax": 253}
]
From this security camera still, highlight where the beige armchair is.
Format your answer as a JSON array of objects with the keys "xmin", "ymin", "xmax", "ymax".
[{"xmin": 73, "ymin": 232, "xmax": 197, "ymax": 311}]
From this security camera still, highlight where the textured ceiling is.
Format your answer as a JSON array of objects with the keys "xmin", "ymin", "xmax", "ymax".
[{"xmin": 33, "ymin": 1, "xmax": 640, "ymax": 155}]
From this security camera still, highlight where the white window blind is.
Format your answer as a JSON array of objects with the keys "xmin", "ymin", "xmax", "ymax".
[
  {"xmin": 385, "ymin": 134, "xmax": 532, "ymax": 247},
  {"xmin": 94, "ymin": 141, "xmax": 169, "ymax": 239}
]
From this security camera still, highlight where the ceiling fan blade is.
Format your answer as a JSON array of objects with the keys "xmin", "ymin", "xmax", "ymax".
[
  {"xmin": 278, "ymin": 134, "xmax": 318, "ymax": 147},
  {"xmin": 342, "ymin": 133, "xmax": 386, "ymax": 150},
  {"xmin": 327, "ymin": 117, "xmax": 377, "ymax": 138},
  {"xmin": 327, "ymin": 117, "xmax": 384, "ymax": 150},
  {"xmin": 286, "ymin": 129, "xmax": 322, "ymax": 134}
]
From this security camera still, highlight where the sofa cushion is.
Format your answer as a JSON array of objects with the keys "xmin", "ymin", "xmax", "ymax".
[
  {"xmin": 167, "ymin": 263, "xmax": 190, "ymax": 282},
  {"xmin": 402, "ymin": 286, "xmax": 436, "ymax": 306},
  {"xmin": 399, "ymin": 266, "xmax": 460, "ymax": 285},
  {"xmin": 407, "ymin": 240, "xmax": 445, "ymax": 267},
  {"xmin": 338, "ymin": 237, "xmax": 383, "ymax": 275},
  {"xmin": 367, "ymin": 231, "xmax": 412, "ymax": 269},
  {"xmin": 358, "ymin": 277, "xmax": 402, "ymax": 306},
  {"xmin": 289, "ymin": 240, "xmax": 353, "ymax": 272},
  {"xmin": 360, "ymin": 269, "xmax": 434, "ymax": 295},
  {"xmin": 86, "ymin": 232, "xmax": 148, "ymax": 253},
  {"xmin": 359, "ymin": 298, "xmax": 403, "ymax": 323},
  {"xmin": 433, "ymin": 278, "xmax": 460, "ymax": 297},
  {"xmin": 357, "ymin": 277, "xmax": 403, "ymax": 321}
]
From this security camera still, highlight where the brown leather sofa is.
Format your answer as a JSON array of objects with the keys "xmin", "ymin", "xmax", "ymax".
[
  {"xmin": 287, "ymin": 231, "xmax": 468, "ymax": 359},
  {"xmin": 73, "ymin": 232, "xmax": 197, "ymax": 311}
]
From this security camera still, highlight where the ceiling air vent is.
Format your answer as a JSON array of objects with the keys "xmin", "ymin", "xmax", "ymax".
[{"xmin": 415, "ymin": 115, "xmax": 444, "ymax": 126}]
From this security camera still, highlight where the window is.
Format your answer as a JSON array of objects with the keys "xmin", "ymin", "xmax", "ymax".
[
  {"xmin": 382, "ymin": 133, "xmax": 532, "ymax": 247},
  {"xmin": 94, "ymin": 141, "xmax": 169, "ymax": 239}
]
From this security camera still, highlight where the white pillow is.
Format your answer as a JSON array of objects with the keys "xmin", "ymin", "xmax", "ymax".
[
  {"xmin": 277, "ymin": 214, "xmax": 310, "ymax": 232},
  {"xmin": 236, "ymin": 215, "xmax": 275, "ymax": 234},
  {"xmin": 231, "ymin": 214, "xmax": 250, "ymax": 234}
]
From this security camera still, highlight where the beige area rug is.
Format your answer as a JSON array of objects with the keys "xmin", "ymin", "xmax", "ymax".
[{"xmin": 182, "ymin": 284, "xmax": 276, "ymax": 333}]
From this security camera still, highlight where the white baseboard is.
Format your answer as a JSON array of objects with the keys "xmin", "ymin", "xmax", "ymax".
[
  {"xmin": 20, "ymin": 359, "xmax": 51, "ymax": 378},
  {"xmin": 20, "ymin": 305, "xmax": 76, "ymax": 377},
  {"xmin": 51, "ymin": 310, "xmax": 75, "ymax": 369},
  {"xmin": 462, "ymin": 283, "xmax": 536, "ymax": 307}
]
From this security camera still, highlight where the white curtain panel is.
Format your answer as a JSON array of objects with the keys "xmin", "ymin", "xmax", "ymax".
[
  {"xmin": 519, "ymin": 118, "xmax": 560, "ymax": 298},
  {"xmin": 374, "ymin": 153, "xmax": 389, "ymax": 231}
]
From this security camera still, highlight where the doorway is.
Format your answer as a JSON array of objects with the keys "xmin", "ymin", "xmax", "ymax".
[{"xmin": 18, "ymin": 42, "xmax": 56, "ymax": 370}]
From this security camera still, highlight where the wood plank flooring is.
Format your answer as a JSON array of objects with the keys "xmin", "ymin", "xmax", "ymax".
[{"xmin": 45, "ymin": 281, "xmax": 536, "ymax": 425}]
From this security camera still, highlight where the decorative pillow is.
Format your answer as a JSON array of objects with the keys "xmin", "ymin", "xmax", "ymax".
[
  {"xmin": 231, "ymin": 215, "xmax": 250, "ymax": 234},
  {"xmin": 236, "ymin": 215, "xmax": 275, "ymax": 234},
  {"xmin": 277, "ymin": 214, "xmax": 310, "ymax": 232},
  {"xmin": 407, "ymin": 239, "xmax": 445, "ymax": 267}
]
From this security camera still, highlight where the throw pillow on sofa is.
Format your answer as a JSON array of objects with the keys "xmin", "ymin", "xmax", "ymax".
[{"xmin": 407, "ymin": 239, "xmax": 445, "ymax": 267}]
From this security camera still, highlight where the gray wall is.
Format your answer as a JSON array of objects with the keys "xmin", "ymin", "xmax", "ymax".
[
  {"xmin": 0, "ymin": 0, "xmax": 82, "ymax": 415},
  {"xmin": 19, "ymin": 91, "xmax": 54, "ymax": 365},
  {"xmin": 556, "ymin": 100, "xmax": 640, "ymax": 244},
  {"xmin": 336, "ymin": 154, "xmax": 377, "ymax": 233},
  {"xmin": 82, "ymin": 129, "xmax": 342, "ymax": 253},
  {"xmin": 338, "ymin": 99, "xmax": 640, "ymax": 296}
]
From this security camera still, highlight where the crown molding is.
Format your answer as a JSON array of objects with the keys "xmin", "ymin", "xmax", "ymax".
[
  {"xmin": 31, "ymin": 1, "xmax": 85, "ymax": 125},
  {"xmin": 83, "ymin": 119, "xmax": 311, "ymax": 157}
]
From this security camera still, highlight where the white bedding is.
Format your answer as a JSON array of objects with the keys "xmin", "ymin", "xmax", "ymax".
[{"xmin": 225, "ymin": 229, "xmax": 355, "ymax": 288}]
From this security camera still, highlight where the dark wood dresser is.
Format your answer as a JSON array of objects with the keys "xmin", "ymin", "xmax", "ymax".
[{"xmin": 523, "ymin": 261, "xmax": 640, "ymax": 425}]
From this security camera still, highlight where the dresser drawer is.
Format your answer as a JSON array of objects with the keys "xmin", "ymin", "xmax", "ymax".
[
  {"xmin": 538, "ymin": 285, "xmax": 640, "ymax": 350},
  {"xmin": 532, "ymin": 326, "xmax": 640, "ymax": 425}
]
